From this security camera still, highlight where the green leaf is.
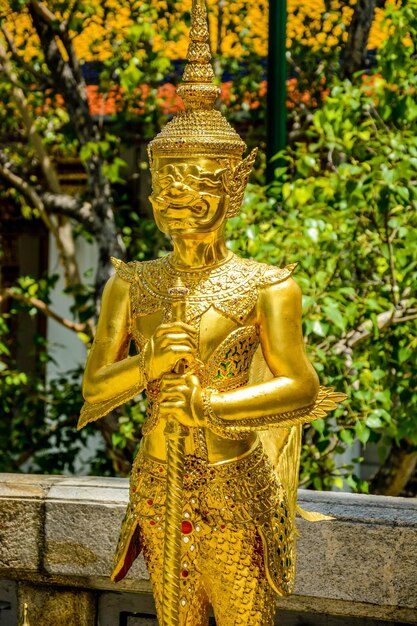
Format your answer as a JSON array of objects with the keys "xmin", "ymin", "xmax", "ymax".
[
  {"xmin": 365, "ymin": 415, "xmax": 383, "ymax": 429},
  {"xmin": 340, "ymin": 429, "xmax": 354, "ymax": 446},
  {"xmin": 398, "ymin": 347, "xmax": 412, "ymax": 363},
  {"xmin": 323, "ymin": 303, "xmax": 346, "ymax": 332},
  {"xmin": 372, "ymin": 369, "xmax": 386, "ymax": 382},
  {"xmin": 77, "ymin": 332, "xmax": 91, "ymax": 344},
  {"xmin": 355, "ymin": 421, "xmax": 371, "ymax": 445},
  {"xmin": 312, "ymin": 320, "xmax": 328, "ymax": 337},
  {"xmin": 311, "ymin": 418, "xmax": 325, "ymax": 435}
]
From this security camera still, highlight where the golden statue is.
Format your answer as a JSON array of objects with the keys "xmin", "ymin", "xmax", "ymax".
[{"xmin": 78, "ymin": 2, "xmax": 345, "ymax": 624}]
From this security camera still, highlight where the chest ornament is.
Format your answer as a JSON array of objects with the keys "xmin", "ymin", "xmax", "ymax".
[{"xmin": 111, "ymin": 255, "xmax": 296, "ymax": 326}]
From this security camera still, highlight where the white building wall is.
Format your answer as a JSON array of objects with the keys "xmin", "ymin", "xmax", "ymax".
[
  {"xmin": 46, "ymin": 234, "xmax": 98, "ymax": 379},
  {"xmin": 46, "ymin": 234, "xmax": 103, "ymax": 474}
]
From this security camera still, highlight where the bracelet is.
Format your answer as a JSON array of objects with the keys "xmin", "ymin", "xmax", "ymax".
[
  {"xmin": 202, "ymin": 388, "xmax": 315, "ymax": 438},
  {"xmin": 202, "ymin": 389, "xmax": 248, "ymax": 440}
]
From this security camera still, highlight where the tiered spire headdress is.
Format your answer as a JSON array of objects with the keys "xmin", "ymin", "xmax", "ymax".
[{"xmin": 148, "ymin": 0, "xmax": 247, "ymax": 160}]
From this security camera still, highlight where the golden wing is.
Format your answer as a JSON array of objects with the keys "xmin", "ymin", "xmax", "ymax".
[{"xmin": 303, "ymin": 386, "xmax": 348, "ymax": 422}]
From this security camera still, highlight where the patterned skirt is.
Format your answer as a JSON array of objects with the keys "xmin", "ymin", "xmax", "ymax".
[{"xmin": 111, "ymin": 441, "xmax": 296, "ymax": 598}]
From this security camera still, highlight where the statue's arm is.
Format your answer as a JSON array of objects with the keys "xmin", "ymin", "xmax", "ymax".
[
  {"xmin": 82, "ymin": 274, "xmax": 146, "ymax": 405},
  {"xmin": 208, "ymin": 277, "xmax": 320, "ymax": 428}
]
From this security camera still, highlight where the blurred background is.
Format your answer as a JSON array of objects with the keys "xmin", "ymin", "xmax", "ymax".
[{"xmin": 0, "ymin": 0, "xmax": 416, "ymax": 497}]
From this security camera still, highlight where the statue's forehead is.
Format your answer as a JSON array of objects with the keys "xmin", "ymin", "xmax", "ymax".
[{"xmin": 155, "ymin": 158, "xmax": 229, "ymax": 179}]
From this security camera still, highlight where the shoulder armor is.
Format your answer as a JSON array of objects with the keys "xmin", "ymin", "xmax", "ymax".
[
  {"xmin": 258, "ymin": 262, "xmax": 298, "ymax": 288},
  {"xmin": 110, "ymin": 257, "xmax": 138, "ymax": 284}
]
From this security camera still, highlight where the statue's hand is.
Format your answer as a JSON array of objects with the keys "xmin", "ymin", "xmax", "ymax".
[
  {"xmin": 144, "ymin": 322, "xmax": 198, "ymax": 382},
  {"xmin": 158, "ymin": 372, "xmax": 205, "ymax": 429}
]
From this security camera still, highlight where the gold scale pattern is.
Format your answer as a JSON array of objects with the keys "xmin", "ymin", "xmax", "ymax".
[{"xmin": 113, "ymin": 443, "xmax": 295, "ymax": 625}]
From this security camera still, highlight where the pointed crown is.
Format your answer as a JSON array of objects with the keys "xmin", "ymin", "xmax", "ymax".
[{"xmin": 148, "ymin": 0, "xmax": 246, "ymax": 160}]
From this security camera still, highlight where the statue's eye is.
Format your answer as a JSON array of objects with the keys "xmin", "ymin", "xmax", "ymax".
[
  {"xmin": 183, "ymin": 174, "xmax": 223, "ymax": 189},
  {"xmin": 156, "ymin": 174, "xmax": 176, "ymax": 189}
]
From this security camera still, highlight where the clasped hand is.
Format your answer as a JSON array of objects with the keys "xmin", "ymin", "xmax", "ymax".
[
  {"xmin": 144, "ymin": 321, "xmax": 197, "ymax": 381},
  {"xmin": 158, "ymin": 371, "xmax": 204, "ymax": 429},
  {"xmin": 144, "ymin": 321, "xmax": 205, "ymax": 428}
]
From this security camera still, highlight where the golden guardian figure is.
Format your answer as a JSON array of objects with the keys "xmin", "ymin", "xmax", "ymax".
[{"xmin": 78, "ymin": 2, "xmax": 345, "ymax": 624}]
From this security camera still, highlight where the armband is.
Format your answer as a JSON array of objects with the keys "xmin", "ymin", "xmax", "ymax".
[{"xmin": 203, "ymin": 387, "xmax": 346, "ymax": 437}]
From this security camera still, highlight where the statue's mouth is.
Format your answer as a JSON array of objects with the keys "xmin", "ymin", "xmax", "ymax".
[{"xmin": 155, "ymin": 194, "xmax": 210, "ymax": 219}]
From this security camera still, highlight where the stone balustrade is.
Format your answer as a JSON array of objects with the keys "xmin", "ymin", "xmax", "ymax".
[{"xmin": 0, "ymin": 473, "xmax": 416, "ymax": 625}]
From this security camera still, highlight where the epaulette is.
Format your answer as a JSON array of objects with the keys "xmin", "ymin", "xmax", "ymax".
[
  {"xmin": 110, "ymin": 257, "xmax": 138, "ymax": 284},
  {"xmin": 258, "ymin": 263, "xmax": 298, "ymax": 288}
]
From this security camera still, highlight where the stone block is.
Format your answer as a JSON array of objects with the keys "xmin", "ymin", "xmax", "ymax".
[
  {"xmin": 44, "ymin": 476, "xmax": 148, "ymax": 582},
  {"xmin": 0, "ymin": 474, "xmax": 54, "ymax": 574},
  {"xmin": 18, "ymin": 582, "xmax": 96, "ymax": 626},
  {"xmin": 295, "ymin": 490, "xmax": 417, "ymax": 611}
]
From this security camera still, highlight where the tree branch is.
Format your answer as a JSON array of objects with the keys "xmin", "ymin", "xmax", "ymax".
[
  {"xmin": 58, "ymin": 11, "xmax": 83, "ymax": 84},
  {"xmin": 31, "ymin": 0, "xmax": 83, "ymax": 84},
  {"xmin": 334, "ymin": 301, "xmax": 412, "ymax": 357},
  {"xmin": 0, "ymin": 154, "xmax": 51, "ymax": 225},
  {"xmin": 0, "ymin": 25, "xmax": 53, "ymax": 88},
  {"xmin": 0, "ymin": 151, "xmax": 94, "ymax": 230},
  {"xmin": 0, "ymin": 25, "xmax": 86, "ymax": 292},
  {"xmin": 0, "ymin": 153, "xmax": 85, "ymax": 289},
  {"xmin": 0, "ymin": 37, "xmax": 61, "ymax": 193},
  {"xmin": 384, "ymin": 213, "xmax": 399, "ymax": 307},
  {"xmin": 30, "ymin": 0, "xmax": 58, "ymax": 27},
  {"xmin": 63, "ymin": 0, "xmax": 81, "ymax": 32},
  {"xmin": 28, "ymin": 0, "xmax": 97, "ymax": 147},
  {"xmin": 342, "ymin": 0, "xmax": 387, "ymax": 79},
  {"xmin": 16, "ymin": 1, "xmax": 124, "ymax": 303},
  {"xmin": 0, "ymin": 38, "xmax": 84, "ymax": 293},
  {"xmin": 0, "ymin": 288, "xmax": 88, "ymax": 334},
  {"xmin": 41, "ymin": 192, "xmax": 95, "ymax": 230}
]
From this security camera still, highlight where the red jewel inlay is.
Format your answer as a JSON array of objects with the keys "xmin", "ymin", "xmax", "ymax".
[
  {"xmin": 159, "ymin": 467, "xmax": 163, "ymax": 473},
  {"xmin": 150, "ymin": 520, "xmax": 156, "ymax": 526},
  {"xmin": 221, "ymin": 524, "xmax": 226, "ymax": 529},
  {"xmin": 147, "ymin": 499, "xmax": 153, "ymax": 506},
  {"xmin": 181, "ymin": 520, "xmax": 193, "ymax": 534},
  {"xmin": 181, "ymin": 570, "xmax": 189, "ymax": 578}
]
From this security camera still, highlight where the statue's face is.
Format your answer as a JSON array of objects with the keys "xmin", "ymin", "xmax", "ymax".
[{"xmin": 149, "ymin": 157, "xmax": 231, "ymax": 235}]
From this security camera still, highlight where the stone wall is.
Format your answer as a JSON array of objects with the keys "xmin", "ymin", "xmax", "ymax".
[{"xmin": 0, "ymin": 474, "xmax": 416, "ymax": 625}]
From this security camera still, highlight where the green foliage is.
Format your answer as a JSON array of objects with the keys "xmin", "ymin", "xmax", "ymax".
[
  {"xmin": 226, "ymin": 0, "xmax": 417, "ymax": 492},
  {"xmin": 0, "ymin": 340, "xmax": 85, "ymax": 474},
  {"xmin": 111, "ymin": 394, "xmax": 147, "ymax": 451}
]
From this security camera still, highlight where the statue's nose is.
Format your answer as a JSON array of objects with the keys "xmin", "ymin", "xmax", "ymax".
[{"xmin": 167, "ymin": 181, "xmax": 188, "ymax": 197}]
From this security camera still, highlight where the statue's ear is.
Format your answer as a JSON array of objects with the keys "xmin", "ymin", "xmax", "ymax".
[{"xmin": 227, "ymin": 148, "xmax": 258, "ymax": 217}]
